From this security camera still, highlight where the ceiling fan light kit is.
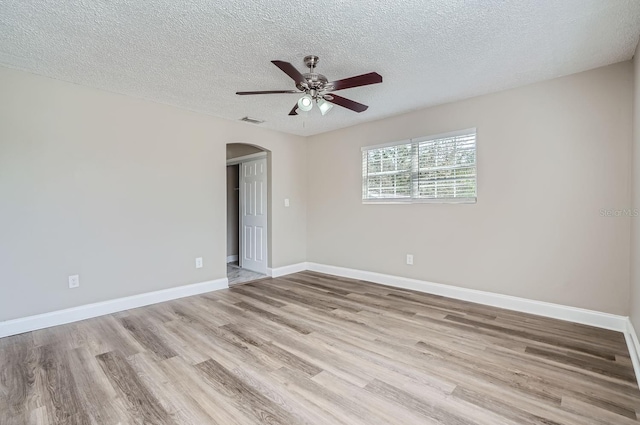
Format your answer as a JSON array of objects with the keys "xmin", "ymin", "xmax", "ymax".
[{"xmin": 236, "ymin": 55, "xmax": 382, "ymax": 116}]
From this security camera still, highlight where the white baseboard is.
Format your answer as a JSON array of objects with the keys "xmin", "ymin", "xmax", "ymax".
[
  {"xmin": 305, "ymin": 262, "xmax": 627, "ymax": 332},
  {"xmin": 226, "ymin": 255, "xmax": 239, "ymax": 263},
  {"xmin": 267, "ymin": 262, "xmax": 308, "ymax": 278},
  {"xmin": 0, "ymin": 278, "xmax": 228, "ymax": 338},
  {"xmin": 625, "ymin": 319, "xmax": 640, "ymax": 388}
]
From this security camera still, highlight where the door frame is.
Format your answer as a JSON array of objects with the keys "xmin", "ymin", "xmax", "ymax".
[
  {"xmin": 226, "ymin": 151, "xmax": 267, "ymax": 166},
  {"xmin": 226, "ymin": 151, "xmax": 268, "ymax": 270}
]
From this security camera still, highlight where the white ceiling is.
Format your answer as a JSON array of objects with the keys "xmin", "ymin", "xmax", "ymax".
[{"xmin": 1, "ymin": 1, "xmax": 639, "ymax": 137}]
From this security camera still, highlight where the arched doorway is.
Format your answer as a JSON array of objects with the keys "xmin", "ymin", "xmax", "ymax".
[{"xmin": 226, "ymin": 143, "xmax": 270, "ymax": 285}]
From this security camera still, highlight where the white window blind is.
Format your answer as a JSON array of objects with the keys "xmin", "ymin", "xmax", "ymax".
[{"xmin": 362, "ymin": 129, "xmax": 477, "ymax": 203}]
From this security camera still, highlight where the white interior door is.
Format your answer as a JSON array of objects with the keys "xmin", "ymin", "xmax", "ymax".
[{"xmin": 240, "ymin": 157, "xmax": 268, "ymax": 274}]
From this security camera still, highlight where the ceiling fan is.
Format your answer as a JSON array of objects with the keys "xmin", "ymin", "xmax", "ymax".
[{"xmin": 236, "ymin": 55, "xmax": 382, "ymax": 116}]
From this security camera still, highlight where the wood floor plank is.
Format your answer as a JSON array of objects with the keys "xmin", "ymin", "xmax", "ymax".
[
  {"xmin": 196, "ymin": 358, "xmax": 301, "ymax": 425},
  {"xmin": 77, "ymin": 315, "xmax": 144, "ymax": 357},
  {"xmin": 221, "ymin": 323, "xmax": 323, "ymax": 377},
  {"xmin": 560, "ymin": 396, "xmax": 640, "ymax": 425},
  {"xmin": 28, "ymin": 406, "xmax": 50, "ymax": 425},
  {"xmin": 1, "ymin": 271, "xmax": 639, "ymax": 424},
  {"xmin": 95, "ymin": 350, "xmax": 175, "ymax": 425},
  {"xmin": 365, "ymin": 378, "xmax": 477, "ymax": 425},
  {"xmin": 311, "ymin": 370, "xmax": 449, "ymax": 425},
  {"xmin": 234, "ymin": 301, "xmax": 312, "ymax": 334},
  {"xmin": 452, "ymin": 385, "xmax": 566, "ymax": 425},
  {"xmin": 485, "ymin": 345, "xmax": 640, "ymax": 409},
  {"xmin": 127, "ymin": 351, "xmax": 219, "ymax": 425},
  {"xmin": 157, "ymin": 356, "xmax": 254, "ymax": 425},
  {"xmin": 119, "ymin": 316, "xmax": 178, "ymax": 360},
  {"xmin": 66, "ymin": 347, "xmax": 128, "ymax": 425},
  {"xmin": 270, "ymin": 367, "xmax": 392, "ymax": 425},
  {"xmin": 524, "ymin": 345, "xmax": 637, "ymax": 383},
  {"xmin": 0, "ymin": 333, "xmax": 40, "ymax": 421},
  {"xmin": 38, "ymin": 344, "xmax": 91, "ymax": 425},
  {"xmin": 230, "ymin": 367, "xmax": 342, "ymax": 425},
  {"xmin": 444, "ymin": 314, "xmax": 629, "ymax": 358}
]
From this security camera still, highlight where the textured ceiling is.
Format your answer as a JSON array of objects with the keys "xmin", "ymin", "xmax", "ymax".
[{"xmin": 1, "ymin": 1, "xmax": 639, "ymax": 137}]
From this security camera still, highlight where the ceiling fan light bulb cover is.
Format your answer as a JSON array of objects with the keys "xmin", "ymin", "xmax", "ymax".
[
  {"xmin": 317, "ymin": 98, "xmax": 333, "ymax": 116},
  {"xmin": 298, "ymin": 94, "xmax": 313, "ymax": 111}
]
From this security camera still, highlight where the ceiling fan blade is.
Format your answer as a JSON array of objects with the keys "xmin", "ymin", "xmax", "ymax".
[
  {"xmin": 325, "ymin": 94, "xmax": 368, "ymax": 113},
  {"xmin": 327, "ymin": 72, "xmax": 382, "ymax": 92},
  {"xmin": 288, "ymin": 104, "xmax": 298, "ymax": 116},
  {"xmin": 272, "ymin": 60, "xmax": 307, "ymax": 85},
  {"xmin": 236, "ymin": 90, "xmax": 300, "ymax": 95}
]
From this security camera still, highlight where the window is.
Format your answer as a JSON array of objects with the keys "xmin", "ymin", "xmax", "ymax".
[{"xmin": 362, "ymin": 129, "xmax": 477, "ymax": 203}]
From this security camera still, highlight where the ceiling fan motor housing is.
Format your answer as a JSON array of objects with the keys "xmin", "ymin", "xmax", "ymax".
[{"xmin": 297, "ymin": 73, "xmax": 329, "ymax": 93}]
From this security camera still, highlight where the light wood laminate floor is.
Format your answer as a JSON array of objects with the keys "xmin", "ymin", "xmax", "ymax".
[{"xmin": 1, "ymin": 271, "xmax": 639, "ymax": 424}]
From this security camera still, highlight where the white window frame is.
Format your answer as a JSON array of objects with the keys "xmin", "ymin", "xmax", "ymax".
[{"xmin": 362, "ymin": 128, "xmax": 477, "ymax": 204}]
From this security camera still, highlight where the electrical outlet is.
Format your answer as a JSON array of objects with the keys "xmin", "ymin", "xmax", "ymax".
[
  {"xmin": 195, "ymin": 257, "xmax": 203, "ymax": 269},
  {"xmin": 284, "ymin": 198, "xmax": 290, "ymax": 207},
  {"xmin": 68, "ymin": 275, "xmax": 80, "ymax": 288},
  {"xmin": 406, "ymin": 254, "xmax": 414, "ymax": 265}
]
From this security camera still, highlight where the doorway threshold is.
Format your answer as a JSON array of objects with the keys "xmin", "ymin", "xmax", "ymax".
[{"xmin": 227, "ymin": 261, "xmax": 268, "ymax": 286}]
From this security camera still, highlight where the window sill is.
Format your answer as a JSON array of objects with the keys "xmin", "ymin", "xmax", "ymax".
[{"xmin": 362, "ymin": 197, "xmax": 477, "ymax": 205}]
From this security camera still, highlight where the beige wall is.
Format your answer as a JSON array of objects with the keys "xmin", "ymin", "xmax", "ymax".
[
  {"xmin": 307, "ymin": 62, "xmax": 633, "ymax": 315},
  {"xmin": 226, "ymin": 165, "xmax": 239, "ymax": 258},
  {"xmin": 631, "ymin": 42, "xmax": 640, "ymax": 329},
  {"xmin": 0, "ymin": 66, "xmax": 307, "ymax": 321}
]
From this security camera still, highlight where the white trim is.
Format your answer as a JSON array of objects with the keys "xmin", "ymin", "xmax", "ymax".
[
  {"xmin": 363, "ymin": 197, "xmax": 477, "ymax": 205},
  {"xmin": 267, "ymin": 262, "xmax": 308, "ymax": 278},
  {"xmin": 0, "ymin": 278, "xmax": 228, "ymax": 338},
  {"xmin": 361, "ymin": 127, "xmax": 477, "ymax": 151},
  {"xmin": 226, "ymin": 152, "xmax": 267, "ymax": 166},
  {"xmin": 625, "ymin": 319, "xmax": 640, "ymax": 388},
  {"xmin": 305, "ymin": 263, "xmax": 627, "ymax": 332},
  {"xmin": 226, "ymin": 255, "xmax": 239, "ymax": 263}
]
